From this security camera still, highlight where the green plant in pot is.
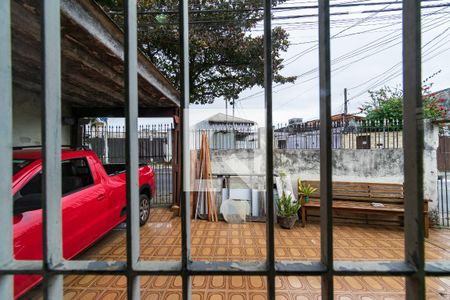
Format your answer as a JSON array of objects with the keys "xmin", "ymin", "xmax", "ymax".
[
  {"xmin": 298, "ymin": 179, "xmax": 317, "ymax": 204},
  {"xmin": 276, "ymin": 191, "xmax": 301, "ymax": 229}
]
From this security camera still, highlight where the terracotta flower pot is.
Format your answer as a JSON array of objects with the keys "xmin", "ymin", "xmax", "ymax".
[{"xmin": 278, "ymin": 215, "xmax": 298, "ymax": 229}]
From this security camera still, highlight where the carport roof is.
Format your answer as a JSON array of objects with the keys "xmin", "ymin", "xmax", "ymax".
[{"xmin": 12, "ymin": 0, "xmax": 180, "ymax": 109}]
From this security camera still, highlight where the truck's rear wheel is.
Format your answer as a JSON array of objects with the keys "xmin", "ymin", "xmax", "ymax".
[{"xmin": 139, "ymin": 194, "xmax": 150, "ymax": 226}]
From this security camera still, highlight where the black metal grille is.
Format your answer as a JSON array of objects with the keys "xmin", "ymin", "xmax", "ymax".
[
  {"xmin": 274, "ymin": 119, "xmax": 403, "ymax": 149},
  {"xmin": 82, "ymin": 124, "xmax": 174, "ymax": 207}
]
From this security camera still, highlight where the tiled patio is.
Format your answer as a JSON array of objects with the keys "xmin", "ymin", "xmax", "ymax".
[{"xmin": 26, "ymin": 208, "xmax": 450, "ymax": 299}]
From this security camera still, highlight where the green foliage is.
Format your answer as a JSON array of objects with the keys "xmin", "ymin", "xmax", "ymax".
[
  {"xmin": 361, "ymin": 87, "xmax": 403, "ymax": 122},
  {"xmin": 95, "ymin": 0, "xmax": 296, "ymax": 104},
  {"xmin": 359, "ymin": 73, "xmax": 447, "ymax": 122},
  {"xmin": 276, "ymin": 192, "xmax": 300, "ymax": 217},
  {"xmin": 298, "ymin": 180, "xmax": 317, "ymax": 197},
  {"xmin": 422, "ymin": 82, "xmax": 448, "ymax": 120}
]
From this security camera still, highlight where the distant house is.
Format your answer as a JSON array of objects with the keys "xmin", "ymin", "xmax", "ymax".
[
  {"xmin": 274, "ymin": 114, "xmax": 389, "ymax": 149},
  {"xmin": 192, "ymin": 113, "xmax": 258, "ymax": 149}
]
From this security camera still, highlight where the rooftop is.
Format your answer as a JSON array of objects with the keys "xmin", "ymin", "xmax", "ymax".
[
  {"xmin": 206, "ymin": 113, "xmax": 256, "ymax": 125},
  {"xmin": 13, "ymin": 0, "xmax": 179, "ymax": 108}
]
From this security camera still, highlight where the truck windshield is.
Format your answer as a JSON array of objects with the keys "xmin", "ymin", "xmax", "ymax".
[{"xmin": 13, "ymin": 159, "xmax": 33, "ymax": 175}]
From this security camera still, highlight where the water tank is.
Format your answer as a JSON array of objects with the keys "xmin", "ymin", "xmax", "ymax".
[{"xmin": 288, "ymin": 118, "xmax": 303, "ymax": 125}]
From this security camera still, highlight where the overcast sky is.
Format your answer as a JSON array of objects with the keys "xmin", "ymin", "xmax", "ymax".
[
  {"xmin": 107, "ymin": 0, "xmax": 449, "ymax": 128},
  {"xmin": 188, "ymin": 0, "xmax": 450, "ymax": 127}
]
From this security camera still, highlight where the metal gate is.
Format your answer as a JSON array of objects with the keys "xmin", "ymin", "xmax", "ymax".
[
  {"xmin": 82, "ymin": 123, "xmax": 174, "ymax": 207},
  {"xmin": 437, "ymin": 134, "xmax": 450, "ymax": 226}
]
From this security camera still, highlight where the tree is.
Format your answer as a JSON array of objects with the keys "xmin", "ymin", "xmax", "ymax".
[
  {"xmin": 96, "ymin": 0, "xmax": 296, "ymax": 104},
  {"xmin": 359, "ymin": 82, "xmax": 447, "ymax": 122},
  {"xmin": 360, "ymin": 86, "xmax": 404, "ymax": 122}
]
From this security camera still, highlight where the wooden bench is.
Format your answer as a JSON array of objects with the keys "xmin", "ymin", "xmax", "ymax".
[{"xmin": 298, "ymin": 180, "xmax": 430, "ymax": 237}]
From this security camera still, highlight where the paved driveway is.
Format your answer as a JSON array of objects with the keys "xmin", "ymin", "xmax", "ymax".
[{"xmin": 26, "ymin": 208, "xmax": 450, "ymax": 299}]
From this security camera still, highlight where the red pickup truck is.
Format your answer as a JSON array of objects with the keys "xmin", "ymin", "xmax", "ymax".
[{"xmin": 12, "ymin": 148, "xmax": 155, "ymax": 298}]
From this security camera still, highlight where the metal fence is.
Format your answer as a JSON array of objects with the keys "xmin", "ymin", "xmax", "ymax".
[
  {"xmin": 437, "ymin": 132, "xmax": 450, "ymax": 227},
  {"xmin": 437, "ymin": 175, "xmax": 450, "ymax": 227},
  {"xmin": 82, "ymin": 124, "xmax": 174, "ymax": 207},
  {"xmin": 191, "ymin": 126, "xmax": 258, "ymax": 150},
  {"xmin": 190, "ymin": 120, "xmax": 403, "ymax": 150},
  {"xmin": 274, "ymin": 119, "xmax": 402, "ymax": 149}
]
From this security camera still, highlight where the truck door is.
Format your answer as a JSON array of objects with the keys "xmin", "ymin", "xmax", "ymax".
[{"xmin": 61, "ymin": 157, "xmax": 109, "ymax": 259}]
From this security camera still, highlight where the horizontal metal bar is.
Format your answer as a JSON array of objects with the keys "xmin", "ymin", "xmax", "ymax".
[
  {"xmin": 53, "ymin": 260, "xmax": 126, "ymax": 274},
  {"xmin": 425, "ymin": 261, "xmax": 450, "ymax": 276},
  {"xmin": 134, "ymin": 261, "xmax": 182, "ymax": 273},
  {"xmin": 334, "ymin": 261, "xmax": 415, "ymax": 276},
  {"xmin": 53, "ymin": 260, "xmax": 182, "ymax": 275},
  {"xmin": 276, "ymin": 261, "xmax": 326, "ymax": 275},
  {"xmin": 0, "ymin": 260, "xmax": 43, "ymax": 274},
  {"xmin": 189, "ymin": 261, "xmax": 267, "ymax": 275},
  {"xmin": 72, "ymin": 107, "xmax": 178, "ymax": 118},
  {"xmin": 2, "ymin": 260, "xmax": 449, "ymax": 277}
]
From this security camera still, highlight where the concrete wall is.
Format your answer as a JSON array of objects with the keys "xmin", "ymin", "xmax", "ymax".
[
  {"xmin": 13, "ymin": 89, "xmax": 72, "ymax": 146},
  {"xmin": 210, "ymin": 121, "xmax": 439, "ymax": 208}
]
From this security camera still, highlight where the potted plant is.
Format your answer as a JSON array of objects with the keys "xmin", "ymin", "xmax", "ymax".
[
  {"xmin": 276, "ymin": 191, "xmax": 301, "ymax": 229},
  {"xmin": 298, "ymin": 179, "xmax": 317, "ymax": 204}
]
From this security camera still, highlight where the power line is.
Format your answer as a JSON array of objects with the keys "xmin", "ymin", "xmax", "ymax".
[
  {"xmin": 282, "ymin": 2, "xmax": 395, "ymax": 66},
  {"xmin": 347, "ymin": 35, "xmax": 450, "ymax": 101},
  {"xmin": 249, "ymin": 13, "xmax": 449, "ymax": 108},
  {"xmin": 347, "ymin": 25, "xmax": 450, "ymax": 98},
  {"xmin": 109, "ymin": 0, "xmax": 442, "ymax": 15},
  {"xmin": 289, "ymin": 22, "xmax": 399, "ymax": 44}
]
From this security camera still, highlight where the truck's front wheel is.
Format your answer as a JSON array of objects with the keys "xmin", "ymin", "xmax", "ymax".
[{"xmin": 139, "ymin": 194, "xmax": 150, "ymax": 226}]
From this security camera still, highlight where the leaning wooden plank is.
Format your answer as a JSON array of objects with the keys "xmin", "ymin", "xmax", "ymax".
[{"xmin": 205, "ymin": 135, "xmax": 218, "ymax": 222}]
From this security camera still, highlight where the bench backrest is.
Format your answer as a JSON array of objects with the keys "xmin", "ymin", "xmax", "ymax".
[{"xmin": 300, "ymin": 180, "xmax": 404, "ymax": 204}]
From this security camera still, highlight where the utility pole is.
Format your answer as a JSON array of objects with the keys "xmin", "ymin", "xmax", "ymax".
[
  {"xmin": 232, "ymin": 100, "xmax": 236, "ymax": 149},
  {"xmin": 232, "ymin": 100, "xmax": 235, "ymax": 130},
  {"xmin": 343, "ymin": 88, "xmax": 348, "ymax": 130},
  {"xmin": 344, "ymin": 88, "xmax": 348, "ymax": 116},
  {"xmin": 225, "ymin": 99, "xmax": 228, "ymax": 131}
]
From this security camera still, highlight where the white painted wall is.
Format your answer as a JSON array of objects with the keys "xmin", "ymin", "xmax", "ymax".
[
  {"xmin": 13, "ymin": 89, "xmax": 72, "ymax": 146},
  {"xmin": 209, "ymin": 121, "xmax": 439, "ymax": 208}
]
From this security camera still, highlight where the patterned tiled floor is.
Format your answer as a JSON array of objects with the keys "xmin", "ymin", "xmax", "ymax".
[{"xmin": 24, "ymin": 208, "xmax": 450, "ymax": 299}]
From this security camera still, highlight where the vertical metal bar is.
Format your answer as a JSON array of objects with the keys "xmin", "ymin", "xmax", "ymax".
[
  {"xmin": 319, "ymin": 0, "xmax": 333, "ymax": 298},
  {"xmin": 403, "ymin": 0, "xmax": 425, "ymax": 298},
  {"xmin": 41, "ymin": 0, "xmax": 63, "ymax": 298},
  {"xmin": 179, "ymin": 0, "xmax": 192, "ymax": 298},
  {"xmin": 263, "ymin": 0, "xmax": 275, "ymax": 298},
  {"xmin": 124, "ymin": 0, "xmax": 140, "ymax": 299},
  {"xmin": 439, "ymin": 176, "xmax": 444, "ymax": 226},
  {"xmin": 0, "ymin": 0, "xmax": 13, "ymax": 298},
  {"xmin": 443, "ymin": 135, "xmax": 449, "ymax": 226}
]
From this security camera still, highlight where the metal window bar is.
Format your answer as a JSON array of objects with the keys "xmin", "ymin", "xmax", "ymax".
[
  {"xmin": 1, "ymin": 1, "xmax": 450, "ymax": 300},
  {"xmin": 264, "ymin": 0, "xmax": 276, "ymax": 298},
  {"xmin": 123, "ymin": 0, "xmax": 140, "ymax": 298},
  {"xmin": 178, "ymin": 0, "xmax": 192, "ymax": 298},
  {"xmin": 318, "ymin": 0, "xmax": 333, "ymax": 297},
  {"xmin": 41, "ymin": 0, "xmax": 64, "ymax": 297},
  {"xmin": 0, "ymin": 0, "xmax": 13, "ymax": 298},
  {"xmin": 403, "ymin": 0, "xmax": 425, "ymax": 298}
]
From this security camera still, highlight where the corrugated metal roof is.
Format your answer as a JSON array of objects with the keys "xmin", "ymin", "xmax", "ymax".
[{"xmin": 207, "ymin": 113, "xmax": 256, "ymax": 124}]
